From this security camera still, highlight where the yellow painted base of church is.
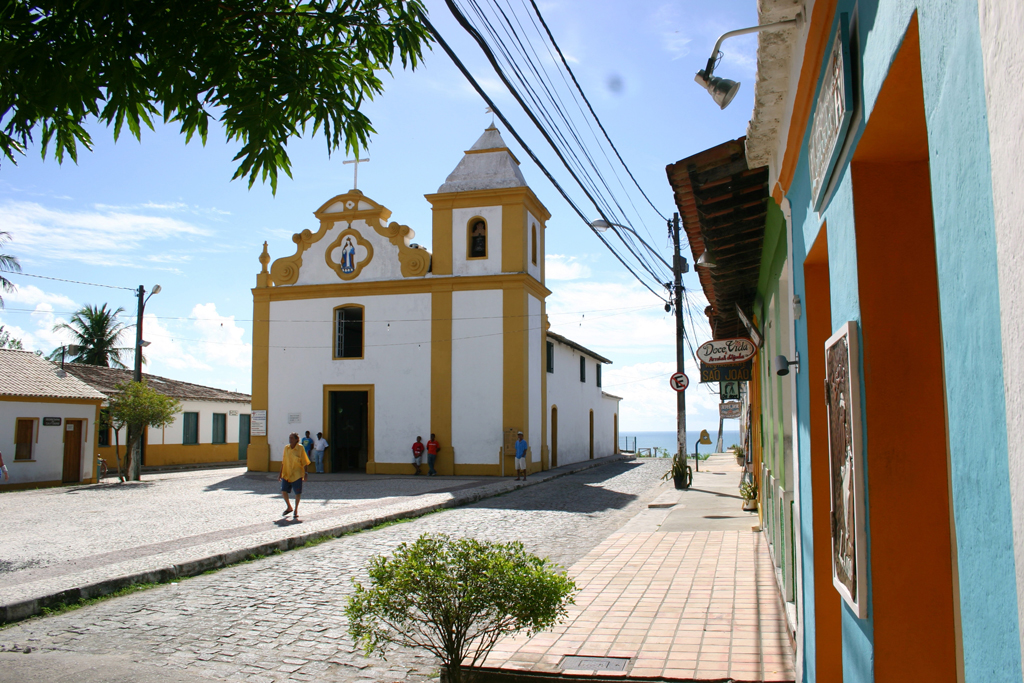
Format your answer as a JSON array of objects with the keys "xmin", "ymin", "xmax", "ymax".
[{"xmin": 98, "ymin": 443, "xmax": 243, "ymax": 469}]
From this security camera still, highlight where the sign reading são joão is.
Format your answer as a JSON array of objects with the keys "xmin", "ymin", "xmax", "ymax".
[{"xmin": 696, "ymin": 338, "xmax": 757, "ymax": 365}]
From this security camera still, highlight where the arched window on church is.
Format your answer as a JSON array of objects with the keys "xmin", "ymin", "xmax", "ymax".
[
  {"xmin": 334, "ymin": 305, "xmax": 364, "ymax": 359},
  {"xmin": 468, "ymin": 219, "xmax": 487, "ymax": 259},
  {"xmin": 531, "ymin": 224, "xmax": 538, "ymax": 266}
]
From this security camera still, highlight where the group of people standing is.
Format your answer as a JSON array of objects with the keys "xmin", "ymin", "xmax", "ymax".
[
  {"xmin": 299, "ymin": 431, "xmax": 329, "ymax": 473},
  {"xmin": 412, "ymin": 434, "xmax": 440, "ymax": 475}
]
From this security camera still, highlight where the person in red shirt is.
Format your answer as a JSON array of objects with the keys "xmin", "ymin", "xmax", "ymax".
[
  {"xmin": 412, "ymin": 436, "xmax": 425, "ymax": 475},
  {"xmin": 426, "ymin": 434, "xmax": 440, "ymax": 476}
]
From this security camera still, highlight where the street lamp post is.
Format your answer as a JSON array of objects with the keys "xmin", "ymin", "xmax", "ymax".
[
  {"xmin": 590, "ymin": 218, "xmax": 689, "ymax": 486},
  {"xmin": 130, "ymin": 284, "xmax": 160, "ymax": 478}
]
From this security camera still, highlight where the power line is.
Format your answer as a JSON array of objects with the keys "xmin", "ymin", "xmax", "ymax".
[
  {"xmin": 419, "ymin": 12, "xmax": 668, "ymax": 303},
  {"xmin": 10, "ymin": 272, "xmax": 135, "ymax": 291}
]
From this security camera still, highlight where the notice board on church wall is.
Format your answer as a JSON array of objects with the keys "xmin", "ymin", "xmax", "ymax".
[{"xmin": 504, "ymin": 429, "xmax": 518, "ymax": 457}]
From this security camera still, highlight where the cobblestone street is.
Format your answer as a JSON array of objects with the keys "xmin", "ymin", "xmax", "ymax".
[{"xmin": 0, "ymin": 459, "xmax": 671, "ymax": 682}]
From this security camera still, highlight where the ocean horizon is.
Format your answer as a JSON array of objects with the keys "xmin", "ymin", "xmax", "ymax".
[{"xmin": 619, "ymin": 430, "xmax": 742, "ymax": 456}]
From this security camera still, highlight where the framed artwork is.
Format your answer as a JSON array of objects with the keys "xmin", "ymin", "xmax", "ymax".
[{"xmin": 824, "ymin": 320, "xmax": 868, "ymax": 618}]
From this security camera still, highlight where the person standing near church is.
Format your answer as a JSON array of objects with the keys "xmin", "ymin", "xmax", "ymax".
[
  {"xmin": 312, "ymin": 432, "xmax": 329, "ymax": 474},
  {"xmin": 301, "ymin": 431, "xmax": 314, "ymax": 466},
  {"xmin": 426, "ymin": 434, "xmax": 440, "ymax": 476},
  {"xmin": 280, "ymin": 433, "xmax": 310, "ymax": 521},
  {"xmin": 412, "ymin": 436, "xmax": 425, "ymax": 475},
  {"xmin": 515, "ymin": 432, "xmax": 528, "ymax": 481}
]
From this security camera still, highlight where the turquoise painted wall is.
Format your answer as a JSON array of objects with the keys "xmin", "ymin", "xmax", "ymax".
[{"xmin": 784, "ymin": 0, "xmax": 1020, "ymax": 681}]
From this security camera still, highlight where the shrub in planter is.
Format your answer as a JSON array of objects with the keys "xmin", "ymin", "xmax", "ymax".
[{"xmin": 346, "ymin": 533, "xmax": 577, "ymax": 683}]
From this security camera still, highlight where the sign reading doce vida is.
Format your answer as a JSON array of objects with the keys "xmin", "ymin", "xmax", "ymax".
[
  {"xmin": 720, "ymin": 402, "xmax": 742, "ymax": 419},
  {"xmin": 251, "ymin": 410, "xmax": 267, "ymax": 436},
  {"xmin": 696, "ymin": 338, "xmax": 756, "ymax": 365}
]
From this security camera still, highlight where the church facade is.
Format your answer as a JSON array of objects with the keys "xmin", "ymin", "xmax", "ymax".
[{"xmin": 247, "ymin": 127, "xmax": 620, "ymax": 475}]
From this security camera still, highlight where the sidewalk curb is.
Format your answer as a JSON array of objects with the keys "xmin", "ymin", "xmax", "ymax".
[{"xmin": 1, "ymin": 454, "xmax": 631, "ymax": 625}]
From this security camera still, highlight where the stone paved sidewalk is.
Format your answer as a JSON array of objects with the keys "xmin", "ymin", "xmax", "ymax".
[
  {"xmin": 475, "ymin": 453, "xmax": 796, "ymax": 682},
  {"xmin": 1, "ymin": 455, "xmax": 624, "ymax": 623}
]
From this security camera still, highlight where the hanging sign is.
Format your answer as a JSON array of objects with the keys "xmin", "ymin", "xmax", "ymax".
[
  {"xmin": 700, "ymin": 361, "xmax": 752, "ymax": 383},
  {"xmin": 696, "ymin": 338, "xmax": 756, "ymax": 365},
  {"xmin": 720, "ymin": 402, "xmax": 742, "ymax": 419},
  {"xmin": 808, "ymin": 13, "xmax": 854, "ymax": 211},
  {"xmin": 669, "ymin": 373, "xmax": 689, "ymax": 392},
  {"xmin": 720, "ymin": 380, "xmax": 741, "ymax": 400}
]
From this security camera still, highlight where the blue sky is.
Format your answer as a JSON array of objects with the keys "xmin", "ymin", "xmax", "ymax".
[{"xmin": 0, "ymin": 0, "xmax": 760, "ymax": 432}]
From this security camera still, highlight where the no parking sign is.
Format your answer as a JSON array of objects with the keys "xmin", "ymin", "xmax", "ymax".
[{"xmin": 669, "ymin": 373, "xmax": 689, "ymax": 392}]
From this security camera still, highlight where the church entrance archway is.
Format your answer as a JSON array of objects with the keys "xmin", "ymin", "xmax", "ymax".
[
  {"xmin": 550, "ymin": 406, "xmax": 558, "ymax": 468},
  {"xmin": 329, "ymin": 390, "xmax": 369, "ymax": 472}
]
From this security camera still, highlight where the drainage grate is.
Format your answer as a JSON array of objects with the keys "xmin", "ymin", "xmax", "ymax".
[{"xmin": 559, "ymin": 656, "xmax": 631, "ymax": 671}]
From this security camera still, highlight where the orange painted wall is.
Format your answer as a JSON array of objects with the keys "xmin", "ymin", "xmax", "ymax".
[
  {"xmin": 849, "ymin": 19, "xmax": 956, "ymax": 681},
  {"xmin": 804, "ymin": 227, "xmax": 843, "ymax": 681}
]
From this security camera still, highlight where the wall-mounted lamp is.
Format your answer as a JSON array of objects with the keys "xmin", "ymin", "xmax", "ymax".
[
  {"xmin": 695, "ymin": 13, "xmax": 804, "ymax": 109},
  {"xmin": 696, "ymin": 250, "xmax": 718, "ymax": 268},
  {"xmin": 775, "ymin": 352, "xmax": 800, "ymax": 376}
]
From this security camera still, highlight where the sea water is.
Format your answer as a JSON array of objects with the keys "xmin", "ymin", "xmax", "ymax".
[{"xmin": 619, "ymin": 430, "xmax": 742, "ymax": 456}]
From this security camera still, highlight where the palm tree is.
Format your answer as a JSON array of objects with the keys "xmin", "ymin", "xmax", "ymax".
[
  {"xmin": 0, "ymin": 231, "xmax": 22, "ymax": 308},
  {"xmin": 51, "ymin": 304, "xmax": 133, "ymax": 368}
]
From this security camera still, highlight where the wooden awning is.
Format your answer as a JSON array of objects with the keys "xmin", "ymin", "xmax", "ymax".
[{"xmin": 666, "ymin": 138, "xmax": 769, "ymax": 340}]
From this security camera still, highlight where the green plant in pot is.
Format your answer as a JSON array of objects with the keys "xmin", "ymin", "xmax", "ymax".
[
  {"xmin": 739, "ymin": 480, "xmax": 758, "ymax": 510},
  {"xmin": 661, "ymin": 456, "xmax": 690, "ymax": 489}
]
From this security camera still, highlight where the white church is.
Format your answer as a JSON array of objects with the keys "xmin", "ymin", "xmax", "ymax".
[{"xmin": 246, "ymin": 127, "xmax": 621, "ymax": 476}]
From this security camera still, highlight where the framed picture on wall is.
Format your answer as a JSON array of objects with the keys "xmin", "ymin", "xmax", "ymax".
[{"xmin": 825, "ymin": 320, "xmax": 868, "ymax": 618}]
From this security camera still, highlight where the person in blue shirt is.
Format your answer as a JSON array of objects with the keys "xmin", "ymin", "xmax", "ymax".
[
  {"xmin": 514, "ymin": 431, "xmax": 528, "ymax": 481},
  {"xmin": 300, "ymin": 431, "xmax": 314, "ymax": 470}
]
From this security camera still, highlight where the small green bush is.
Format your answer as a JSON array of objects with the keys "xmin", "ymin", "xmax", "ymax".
[{"xmin": 346, "ymin": 533, "xmax": 577, "ymax": 683}]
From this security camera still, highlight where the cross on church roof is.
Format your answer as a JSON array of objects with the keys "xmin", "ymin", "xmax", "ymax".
[{"xmin": 343, "ymin": 157, "xmax": 370, "ymax": 190}]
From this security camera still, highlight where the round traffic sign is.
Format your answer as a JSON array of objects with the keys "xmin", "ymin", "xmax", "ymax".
[{"xmin": 670, "ymin": 372, "xmax": 689, "ymax": 392}]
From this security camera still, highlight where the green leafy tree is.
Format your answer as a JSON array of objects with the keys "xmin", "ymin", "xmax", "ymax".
[
  {"xmin": 0, "ymin": 230, "xmax": 21, "ymax": 307},
  {"xmin": 1, "ymin": 0, "xmax": 431, "ymax": 191},
  {"xmin": 49, "ymin": 303, "xmax": 132, "ymax": 367},
  {"xmin": 346, "ymin": 534, "xmax": 577, "ymax": 683},
  {"xmin": 107, "ymin": 380, "xmax": 180, "ymax": 481},
  {"xmin": 0, "ymin": 325, "xmax": 24, "ymax": 349}
]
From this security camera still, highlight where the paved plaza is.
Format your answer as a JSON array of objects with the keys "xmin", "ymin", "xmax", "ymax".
[{"xmin": 0, "ymin": 456, "xmax": 795, "ymax": 682}]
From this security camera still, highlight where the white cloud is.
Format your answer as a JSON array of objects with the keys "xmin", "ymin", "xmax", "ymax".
[
  {"xmin": 0, "ymin": 284, "xmax": 80, "ymax": 354},
  {"xmin": 190, "ymin": 303, "xmax": 252, "ymax": 370},
  {"xmin": 545, "ymin": 254, "xmax": 592, "ymax": 280},
  {"xmin": 652, "ymin": 4, "xmax": 693, "ymax": 60},
  {"xmin": 1, "ymin": 283, "xmax": 77, "ymax": 310},
  {"xmin": 546, "ymin": 280, "xmax": 671, "ymax": 354},
  {"xmin": 604, "ymin": 360, "xmax": 724, "ymax": 432},
  {"xmin": 0, "ymin": 200, "xmax": 211, "ymax": 270}
]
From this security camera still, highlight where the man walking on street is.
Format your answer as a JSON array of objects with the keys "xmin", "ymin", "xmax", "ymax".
[
  {"xmin": 515, "ymin": 431, "xmax": 528, "ymax": 481},
  {"xmin": 412, "ymin": 436, "xmax": 425, "ymax": 475},
  {"xmin": 280, "ymin": 433, "xmax": 310, "ymax": 521},
  {"xmin": 312, "ymin": 432, "xmax": 329, "ymax": 474},
  {"xmin": 426, "ymin": 433, "xmax": 440, "ymax": 476}
]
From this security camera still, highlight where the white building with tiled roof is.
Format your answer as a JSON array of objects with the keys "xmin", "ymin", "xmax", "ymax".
[
  {"xmin": 0, "ymin": 349, "xmax": 106, "ymax": 489},
  {"xmin": 60, "ymin": 365, "xmax": 252, "ymax": 469}
]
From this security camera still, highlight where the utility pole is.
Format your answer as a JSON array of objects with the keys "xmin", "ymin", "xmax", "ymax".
[
  {"xmin": 671, "ymin": 213, "xmax": 690, "ymax": 488},
  {"xmin": 134, "ymin": 285, "xmax": 145, "ymax": 383}
]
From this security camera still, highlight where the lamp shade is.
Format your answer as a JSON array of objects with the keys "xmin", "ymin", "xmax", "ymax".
[
  {"xmin": 590, "ymin": 219, "xmax": 611, "ymax": 232},
  {"xmin": 696, "ymin": 250, "xmax": 718, "ymax": 268},
  {"xmin": 707, "ymin": 76, "xmax": 740, "ymax": 109}
]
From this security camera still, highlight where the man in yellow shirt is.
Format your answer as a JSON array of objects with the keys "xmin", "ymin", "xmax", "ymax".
[{"xmin": 280, "ymin": 432, "xmax": 311, "ymax": 521}]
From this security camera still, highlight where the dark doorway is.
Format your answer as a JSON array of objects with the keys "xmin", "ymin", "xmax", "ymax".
[
  {"xmin": 62, "ymin": 419, "xmax": 82, "ymax": 483},
  {"xmin": 238, "ymin": 414, "xmax": 251, "ymax": 460},
  {"xmin": 329, "ymin": 391, "xmax": 369, "ymax": 472},
  {"xmin": 551, "ymin": 406, "xmax": 558, "ymax": 468}
]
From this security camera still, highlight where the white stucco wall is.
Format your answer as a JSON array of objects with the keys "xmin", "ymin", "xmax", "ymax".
[
  {"xmin": 0, "ymin": 400, "xmax": 96, "ymax": 485},
  {"xmin": 267, "ymin": 294, "xmax": 431, "ymax": 465},
  {"xmin": 452, "ymin": 206, "xmax": 503, "ymax": 277},
  {"xmin": 979, "ymin": 0, "xmax": 1024, "ymax": 665},
  {"xmin": 141, "ymin": 400, "xmax": 250, "ymax": 446},
  {"xmin": 545, "ymin": 338, "xmax": 617, "ymax": 467},
  {"xmin": 528, "ymin": 295, "xmax": 542, "ymax": 462},
  {"xmin": 451, "ymin": 289, "xmax": 503, "ymax": 465}
]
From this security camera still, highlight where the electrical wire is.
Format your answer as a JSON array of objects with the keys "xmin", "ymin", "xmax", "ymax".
[{"xmin": 10, "ymin": 272, "xmax": 136, "ymax": 291}]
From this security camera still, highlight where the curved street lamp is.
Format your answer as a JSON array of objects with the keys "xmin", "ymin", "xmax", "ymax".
[{"xmin": 134, "ymin": 284, "xmax": 162, "ymax": 383}]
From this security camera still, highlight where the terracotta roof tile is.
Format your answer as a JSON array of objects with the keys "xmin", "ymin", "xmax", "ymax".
[
  {"xmin": 60, "ymin": 364, "xmax": 251, "ymax": 403},
  {"xmin": 0, "ymin": 350, "xmax": 107, "ymax": 401}
]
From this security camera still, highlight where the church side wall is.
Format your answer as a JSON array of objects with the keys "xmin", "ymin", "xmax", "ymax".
[
  {"xmin": 451, "ymin": 289, "xmax": 503, "ymax": 467},
  {"xmin": 266, "ymin": 294, "xmax": 431, "ymax": 468},
  {"xmin": 452, "ymin": 206, "xmax": 503, "ymax": 277},
  {"xmin": 528, "ymin": 294, "xmax": 542, "ymax": 471},
  {"xmin": 545, "ymin": 341, "xmax": 614, "ymax": 466}
]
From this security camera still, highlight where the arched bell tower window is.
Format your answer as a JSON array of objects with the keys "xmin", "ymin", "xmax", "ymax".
[
  {"xmin": 531, "ymin": 224, "xmax": 538, "ymax": 266},
  {"xmin": 468, "ymin": 218, "xmax": 488, "ymax": 259}
]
